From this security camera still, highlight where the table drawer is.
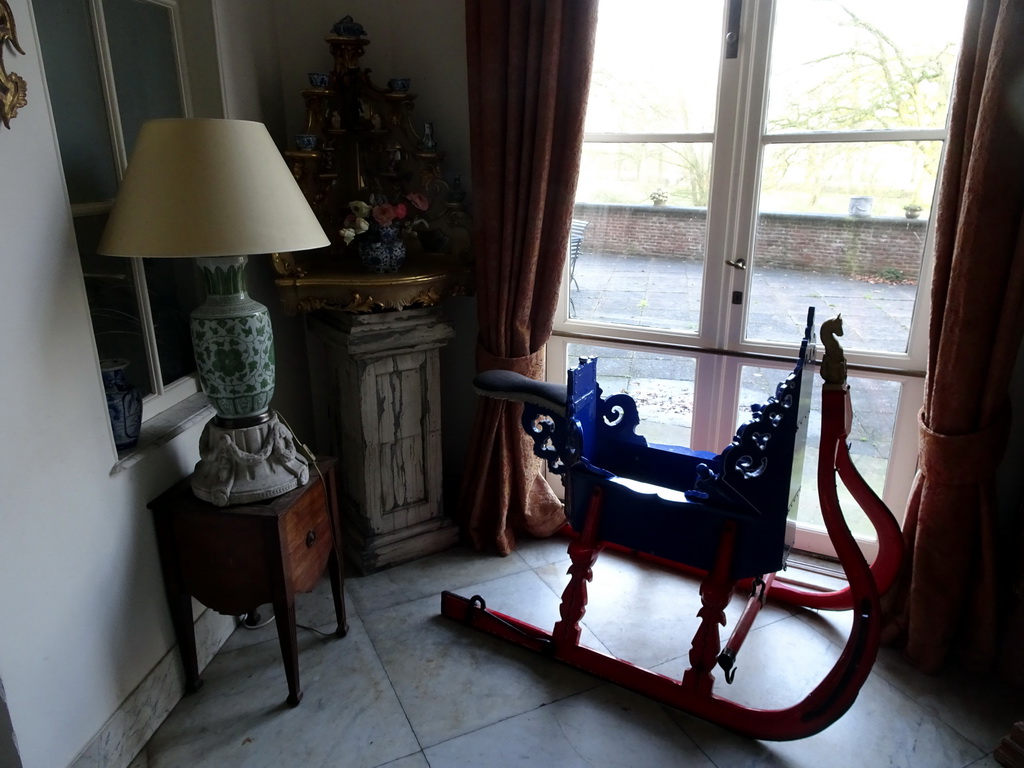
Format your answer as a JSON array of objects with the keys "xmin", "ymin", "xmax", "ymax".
[{"xmin": 283, "ymin": 479, "xmax": 334, "ymax": 593}]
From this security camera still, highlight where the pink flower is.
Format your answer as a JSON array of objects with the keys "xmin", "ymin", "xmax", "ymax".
[
  {"xmin": 406, "ymin": 192, "xmax": 430, "ymax": 211},
  {"xmin": 395, "ymin": 202, "xmax": 408, "ymax": 219},
  {"xmin": 372, "ymin": 203, "xmax": 396, "ymax": 226}
]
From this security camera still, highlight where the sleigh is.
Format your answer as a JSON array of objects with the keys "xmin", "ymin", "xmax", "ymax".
[{"xmin": 440, "ymin": 309, "xmax": 904, "ymax": 740}]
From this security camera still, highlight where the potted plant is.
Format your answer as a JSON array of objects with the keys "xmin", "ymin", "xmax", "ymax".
[
  {"xmin": 649, "ymin": 188, "xmax": 669, "ymax": 206},
  {"xmin": 340, "ymin": 192, "xmax": 430, "ymax": 273},
  {"xmin": 903, "ymin": 204, "xmax": 923, "ymax": 219}
]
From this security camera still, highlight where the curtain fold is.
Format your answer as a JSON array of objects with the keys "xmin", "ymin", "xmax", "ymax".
[
  {"xmin": 459, "ymin": 0, "xmax": 599, "ymax": 553},
  {"xmin": 882, "ymin": 0, "xmax": 1024, "ymax": 674}
]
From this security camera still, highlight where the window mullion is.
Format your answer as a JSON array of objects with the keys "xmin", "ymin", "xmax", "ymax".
[
  {"xmin": 705, "ymin": 0, "xmax": 775, "ymax": 352},
  {"xmin": 583, "ymin": 132, "xmax": 716, "ymax": 144},
  {"xmin": 763, "ymin": 128, "xmax": 948, "ymax": 144},
  {"xmin": 88, "ymin": 0, "xmax": 128, "ymax": 175}
]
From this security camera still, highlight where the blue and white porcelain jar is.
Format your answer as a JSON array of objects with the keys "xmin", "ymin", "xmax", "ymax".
[
  {"xmin": 101, "ymin": 359, "xmax": 143, "ymax": 450},
  {"xmin": 357, "ymin": 224, "xmax": 407, "ymax": 273}
]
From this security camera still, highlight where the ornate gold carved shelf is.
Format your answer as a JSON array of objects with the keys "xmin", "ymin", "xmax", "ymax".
[{"xmin": 273, "ymin": 251, "xmax": 471, "ymax": 315}]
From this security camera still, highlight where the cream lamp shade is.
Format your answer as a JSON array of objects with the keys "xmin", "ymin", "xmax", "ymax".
[
  {"xmin": 97, "ymin": 118, "xmax": 329, "ymax": 506},
  {"xmin": 98, "ymin": 117, "xmax": 329, "ymax": 257}
]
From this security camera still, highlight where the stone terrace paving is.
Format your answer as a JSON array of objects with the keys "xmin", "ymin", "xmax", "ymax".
[{"xmin": 566, "ymin": 250, "xmax": 922, "ymax": 536}]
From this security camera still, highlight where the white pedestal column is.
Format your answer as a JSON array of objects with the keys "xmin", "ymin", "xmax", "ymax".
[{"xmin": 307, "ymin": 307, "xmax": 459, "ymax": 573}]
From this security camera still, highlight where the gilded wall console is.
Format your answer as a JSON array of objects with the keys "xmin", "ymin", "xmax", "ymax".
[
  {"xmin": 273, "ymin": 16, "xmax": 472, "ymax": 313},
  {"xmin": 0, "ymin": 0, "xmax": 28, "ymax": 129}
]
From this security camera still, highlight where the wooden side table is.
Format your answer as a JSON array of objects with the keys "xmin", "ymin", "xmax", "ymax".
[{"xmin": 149, "ymin": 457, "xmax": 347, "ymax": 706}]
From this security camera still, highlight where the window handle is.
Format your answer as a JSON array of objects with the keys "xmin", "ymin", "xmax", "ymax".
[
  {"xmin": 725, "ymin": 0, "xmax": 742, "ymax": 59},
  {"xmin": 726, "ymin": 258, "xmax": 747, "ymax": 270}
]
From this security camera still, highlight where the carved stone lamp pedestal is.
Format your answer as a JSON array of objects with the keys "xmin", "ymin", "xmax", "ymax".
[{"xmin": 307, "ymin": 307, "xmax": 459, "ymax": 573}]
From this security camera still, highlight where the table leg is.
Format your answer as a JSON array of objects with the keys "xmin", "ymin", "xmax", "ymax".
[
  {"xmin": 327, "ymin": 548, "xmax": 348, "ymax": 637},
  {"xmin": 273, "ymin": 594, "xmax": 302, "ymax": 706},
  {"xmin": 324, "ymin": 466, "xmax": 348, "ymax": 637},
  {"xmin": 153, "ymin": 511, "xmax": 203, "ymax": 694},
  {"xmin": 170, "ymin": 592, "xmax": 203, "ymax": 694}
]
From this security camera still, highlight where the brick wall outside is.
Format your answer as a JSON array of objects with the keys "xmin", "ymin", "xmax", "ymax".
[{"xmin": 572, "ymin": 203, "xmax": 928, "ymax": 281}]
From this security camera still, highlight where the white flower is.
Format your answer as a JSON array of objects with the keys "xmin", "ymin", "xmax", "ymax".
[
  {"xmin": 340, "ymin": 217, "xmax": 370, "ymax": 245},
  {"xmin": 349, "ymin": 200, "xmax": 371, "ymax": 218}
]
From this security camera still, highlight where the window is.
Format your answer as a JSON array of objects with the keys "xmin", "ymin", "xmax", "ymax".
[
  {"xmin": 552, "ymin": 0, "xmax": 966, "ymax": 557},
  {"xmin": 37, "ymin": 0, "xmax": 203, "ymax": 424}
]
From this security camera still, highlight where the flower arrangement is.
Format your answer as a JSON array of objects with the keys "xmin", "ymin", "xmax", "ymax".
[
  {"xmin": 649, "ymin": 188, "xmax": 669, "ymax": 205},
  {"xmin": 341, "ymin": 192, "xmax": 430, "ymax": 244}
]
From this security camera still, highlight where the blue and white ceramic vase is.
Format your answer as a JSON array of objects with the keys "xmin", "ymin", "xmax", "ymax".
[
  {"xmin": 101, "ymin": 359, "xmax": 142, "ymax": 450},
  {"xmin": 357, "ymin": 224, "xmax": 406, "ymax": 273}
]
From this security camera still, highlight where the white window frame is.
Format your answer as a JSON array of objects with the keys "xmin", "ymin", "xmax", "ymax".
[
  {"xmin": 549, "ymin": 0, "xmax": 960, "ymax": 556},
  {"xmin": 74, "ymin": 0, "xmax": 201, "ymax": 417}
]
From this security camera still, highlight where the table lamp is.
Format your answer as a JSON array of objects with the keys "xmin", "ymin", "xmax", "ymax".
[{"xmin": 98, "ymin": 118, "xmax": 330, "ymax": 506}]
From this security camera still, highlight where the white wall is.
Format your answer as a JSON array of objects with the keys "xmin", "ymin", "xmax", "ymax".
[{"xmin": 0, "ymin": 2, "xmax": 213, "ymax": 766}]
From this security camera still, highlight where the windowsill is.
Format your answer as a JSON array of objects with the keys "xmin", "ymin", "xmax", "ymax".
[
  {"xmin": 111, "ymin": 393, "xmax": 214, "ymax": 474},
  {"xmin": 781, "ymin": 551, "xmax": 849, "ymax": 591}
]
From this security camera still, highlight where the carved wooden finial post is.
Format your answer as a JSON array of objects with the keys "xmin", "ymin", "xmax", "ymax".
[{"xmin": 819, "ymin": 315, "xmax": 848, "ymax": 386}]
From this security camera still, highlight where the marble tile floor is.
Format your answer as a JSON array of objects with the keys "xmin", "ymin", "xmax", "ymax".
[{"xmin": 134, "ymin": 538, "xmax": 1019, "ymax": 768}]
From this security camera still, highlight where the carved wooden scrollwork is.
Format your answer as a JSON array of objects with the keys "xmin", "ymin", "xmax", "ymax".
[{"xmin": 0, "ymin": 0, "xmax": 27, "ymax": 129}]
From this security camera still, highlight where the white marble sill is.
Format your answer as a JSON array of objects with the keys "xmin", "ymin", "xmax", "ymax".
[
  {"xmin": 110, "ymin": 393, "xmax": 214, "ymax": 475},
  {"xmin": 783, "ymin": 550, "xmax": 850, "ymax": 591}
]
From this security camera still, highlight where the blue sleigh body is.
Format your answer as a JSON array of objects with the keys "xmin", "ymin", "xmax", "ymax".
[{"xmin": 487, "ymin": 312, "xmax": 814, "ymax": 579}]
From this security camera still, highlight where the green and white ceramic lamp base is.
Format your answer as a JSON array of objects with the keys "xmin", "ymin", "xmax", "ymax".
[{"xmin": 189, "ymin": 256, "xmax": 309, "ymax": 506}]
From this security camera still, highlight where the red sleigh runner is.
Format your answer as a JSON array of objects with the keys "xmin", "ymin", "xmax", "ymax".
[{"xmin": 440, "ymin": 309, "xmax": 904, "ymax": 740}]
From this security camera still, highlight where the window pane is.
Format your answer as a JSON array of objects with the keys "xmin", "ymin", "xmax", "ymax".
[
  {"xmin": 746, "ymin": 141, "xmax": 940, "ymax": 353},
  {"xmin": 759, "ymin": 141, "xmax": 941, "ymax": 218},
  {"xmin": 104, "ymin": 0, "xmax": 184, "ymax": 154},
  {"xmin": 143, "ymin": 259, "xmax": 199, "ymax": 386},
  {"xmin": 739, "ymin": 366, "xmax": 901, "ymax": 542},
  {"xmin": 576, "ymin": 142, "xmax": 712, "ymax": 207},
  {"xmin": 35, "ymin": 0, "xmax": 119, "ymax": 204},
  {"xmin": 585, "ymin": 0, "xmax": 723, "ymax": 134},
  {"xmin": 571, "ymin": 142, "xmax": 710, "ymax": 333},
  {"xmin": 75, "ymin": 214, "xmax": 155, "ymax": 396},
  {"xmin": 565, "ymin": 344, "xmax": 697, "ymax": 447},
  {"xmin": 767, "ymin": 0, "xmax": 967, "ymax": 133}
]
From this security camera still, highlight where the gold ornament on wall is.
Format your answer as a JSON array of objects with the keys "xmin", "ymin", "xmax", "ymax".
[{"xmin": 0, "ymin": 0, "xmax": 27, "ymax": 129}]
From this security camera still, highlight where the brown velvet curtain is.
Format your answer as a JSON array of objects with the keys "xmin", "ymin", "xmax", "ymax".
[
  {"xmin": 883, "ymin": 0, "xmax": 1024, "ymax": 674},
  {"xmin": 459, "ymin": 0, "xmax": 598, "ymax": 554}
]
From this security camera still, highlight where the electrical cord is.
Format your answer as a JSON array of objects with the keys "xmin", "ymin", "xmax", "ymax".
[
  {"xmin": 236, "ymin": 411, "xmax": 343, "ymax": 633},
  {"xmin": 239, "ymin": 611, "xmax": 275, "ymax": 630},
  {"xmin": 239, "ymin": 611, "xmax": 338, "ymax": 639},
  {"xmin": 276, "ymin": 410, "xmax": 342, "ymax": 581}
]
